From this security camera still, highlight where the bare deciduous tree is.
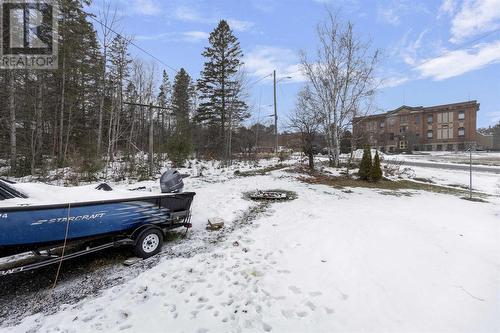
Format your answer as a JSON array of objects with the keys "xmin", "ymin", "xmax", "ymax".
[
  {"xmin": 289, "ymin": 87, "xmax": 322, "ymax": 170},
  {"xmin": 300, "ymin": 10, "xmax": 379, "ymax": 167},
  {"xmin": 96, "ymin": 0, "xmax": 119, "ymax": 156}
]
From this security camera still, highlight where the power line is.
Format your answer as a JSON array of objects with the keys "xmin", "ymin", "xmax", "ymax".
[
  {"xmin": 246, "ymin": 73, "xmax": 273, "ymax": 88},
  {"xmin": 122, "ymin": 101, "xmax": 171, "ymax": 111},
  {"xmin": 87, "ymin": 13, "xmax": 179, "ymax": 74}
]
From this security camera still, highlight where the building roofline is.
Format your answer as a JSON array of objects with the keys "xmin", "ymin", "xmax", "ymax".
[{"xmin": 354, "ymin": 100, "xmax": 479, "ymax": 121}]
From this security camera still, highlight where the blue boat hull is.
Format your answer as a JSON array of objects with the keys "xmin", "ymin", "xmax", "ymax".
[{"xmin": 0, "ymin": 192, "xmax": 195, "ymax": 257}]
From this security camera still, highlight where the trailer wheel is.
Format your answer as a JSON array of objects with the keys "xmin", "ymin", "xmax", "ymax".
[{"xmin": 134, "ymin": 228, "xmax": 163, "ymax": 258}]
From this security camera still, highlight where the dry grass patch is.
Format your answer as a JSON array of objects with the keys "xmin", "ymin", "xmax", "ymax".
[
  {"xmin": 294, "ymin": 168, "xmax": 488, "ymax": 199},
  {"xmin": 234, "ymin": 164, "xmax": 289, "ymax": 177}
]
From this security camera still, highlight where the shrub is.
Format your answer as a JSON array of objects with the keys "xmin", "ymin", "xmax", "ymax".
[
  {"xmin": 166, "ymin": 135, "xmax": 192, "ymax": 168},
  {"xmin": 358, "ymin": 145, "xmax": 372, "ymax": 180},
  {"xmin": 370, "ymin": 150, "xmax": 383, "ymax": 181},
  {"xmin": 278, "ymin": 150, "xmax": 290, "ymax": 163}
]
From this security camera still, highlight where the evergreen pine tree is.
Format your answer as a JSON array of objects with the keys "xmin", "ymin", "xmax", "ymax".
[
  {"xmin": 167, "ymin": 68, "xmax": 193, "ymax": 167},
  {"xmin": 358, "ymin": 145, "xmax": 372, "ymax": 181},
  {"xmin": 370, "ymin": 150, "xmax": 383, "ymax": 181},
  {"xmin": 196, "ymin": 20, "xmax": 248, "ymax": 159},
  {"xmin": 158, "ymin": 70, "xmax": 172, "ymax": 142}
]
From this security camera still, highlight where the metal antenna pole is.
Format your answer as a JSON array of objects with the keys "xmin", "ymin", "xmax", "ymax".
[
  {"xmin": 273, "ymin": 70, "xmax": 278, "ymax": 156},
  {"xmin": 469, "ymin": 142, "xmax": 473, "ymax": 199}
]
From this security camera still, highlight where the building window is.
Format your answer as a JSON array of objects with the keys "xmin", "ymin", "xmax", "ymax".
[
  {"xmin": 447, "ymin": 144, "xmax": 454, "ymax": 151},
  {"xmin": 437, "ymin": 125, "xmax": 453, "ymax": 140},
  {"xmin": 389, "ymin": 133, "xmax": 394, "ymax": 141},
  {"xmin": 380, "ymin": 121, "xmax": 385, "ymax": 128},
  {"xmin": 458, "ymin": 127, "xmax": 465, "ymax": 137},
  {"xmin": 426, "ymin": 145, "xmax": 433, "ymax": 151},
  {"xmin": 416, "ymin": 133, "xmax": 420, "ymax": 138},
  {"xmin": 367, "ymin": 121, "xmax": 377, "ymax": 132},
  {"xmin": 400, "ymin": 116, "xmax": 408, "ymax": 124},
  {"xmin": 437, "ymin": 111, "xmax": 454, "ymax": 124},
  {"xmin": 458, "ymin": 143, "xmax": 465, "ymax": 151},
  {"xmin": 415, "ymin": 115, "xmax": 420, "ymax": 124},
  {"xmin": 427, "ymin": 130, "xmax": 433, "ymax": 139},
  {"xmin": 399, "ymin": 126, "xmax": 407, "ymax": 133},
  {"xmin": 458, "ymin": 111, "xmax": 465, "ymax": 120},
  {"xmin": 436, "ymin": 144, "xmax": 442, "ymax": 151},
  {"xmin": 427, "ymin": 114, "xmax": 433, "ymax": 123}
]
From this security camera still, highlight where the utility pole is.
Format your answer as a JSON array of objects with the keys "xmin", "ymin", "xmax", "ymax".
[
  {"xmin": 148, "ymin": 103, "xmax": 154, "ymax": 177},
  {"xmin": 122, "ymin": 101, "xmax": 171, "ymax": 178},
  {"xmin": 273, "ymin": 70, "xmax": 278, "ymax": 155}
]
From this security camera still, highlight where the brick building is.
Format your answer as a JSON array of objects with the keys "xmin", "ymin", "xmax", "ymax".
[{"xmin": 353, "ymin": 101, "xmax": 479, "ymax": 152}]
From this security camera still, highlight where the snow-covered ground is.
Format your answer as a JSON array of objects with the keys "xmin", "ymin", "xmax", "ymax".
[
  {"xmin": 405, "ymin": 165, "xmax": 500, "ymax": 195},
  {"xmin": 2, "ymin": 159, "xmax": 500, "ymax": 333},
  {"xmin": 383, "ymin": 151, "xmax": 500, "ymax": 167}
]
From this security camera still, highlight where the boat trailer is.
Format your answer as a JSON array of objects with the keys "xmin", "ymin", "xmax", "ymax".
[{"xmin": 0, "ymin": 211, "xmax": 192, "ymax": 276}]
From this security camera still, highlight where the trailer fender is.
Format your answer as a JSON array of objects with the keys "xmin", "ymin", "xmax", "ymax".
[{"xmin": 130, "ymin": 224, "xmax": 163, "ymax": 245}]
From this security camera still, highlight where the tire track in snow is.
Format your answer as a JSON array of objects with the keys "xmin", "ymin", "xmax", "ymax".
[{"xmin": 0, "ymin": 200, "xmax": 271, "ymax": 327}]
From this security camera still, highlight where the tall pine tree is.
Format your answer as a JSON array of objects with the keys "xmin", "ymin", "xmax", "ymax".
[
  {"xmin": 167, "ymin": 68, "xmax": 193, "ymax": 167},
  {"xmin": 196, "ymin": 20, "xmax": 248, "ymax": 160},
  {"xmin": 107, "ymin": 35, "xmax": 132, "ymax": 161},
  {"xmin": 157, "ymin": 70, "xmax": 172, "ymax": 140}
]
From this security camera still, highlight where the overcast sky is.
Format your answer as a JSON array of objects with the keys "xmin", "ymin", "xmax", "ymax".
[{"xmin": 88, "ymin": 0, "xmax": 500, "ymax": 128}]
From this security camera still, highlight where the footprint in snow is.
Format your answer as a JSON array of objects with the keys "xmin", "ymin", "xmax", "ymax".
[
  {"xmin": 308, "ymin": 291, "xmax": 322, "ymax": 297},
  {"xmin": 305, "ymin": 301, "xmax": 316, "ymax": 311},
  {"xmin": 119, "ymin": 311, "xmax": 130, "ymax": 319},
  {"xmin": 325, "ymin": 307, "xmax": 335, "ymax": 314},
  {"xmin": 81, "ymin": 315, "xmax": 95, "ymax": 322},
  {"xmin": 281, "ymin": 309, "xmax": 294, "ymax": 318},
  {"xmin": 119, "ymin": 324, "xmax": 133, "ymax": 331},
  {"xmin": 296, "ymin": 311, "xmax": 308, "ymax": 317},
  {"xmin": 278, "ymin": 269, "xmax": 291, "ymax": 274},
  {"xmin": 288, "ymin": 286, "xmax": 302, "ymax": 294},
  {"xmin": 262, "ymin": 322, "xmax": 272, "ymax": 332},
  {"xmin": 244, "ymin": 320, "xmax": 253, "ymax": 329}
]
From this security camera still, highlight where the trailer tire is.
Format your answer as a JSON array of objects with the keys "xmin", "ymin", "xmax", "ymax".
[{"xmin": 134, "ymin": 228, "xmax": 163, "ymax": 258}]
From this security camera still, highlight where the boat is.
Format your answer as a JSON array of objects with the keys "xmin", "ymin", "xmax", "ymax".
[{"xmin": 0, "ymin": 170, "xmax": 195, "ymax": 259}]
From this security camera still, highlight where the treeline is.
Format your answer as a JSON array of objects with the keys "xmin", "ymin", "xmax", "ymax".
[{"xmin": 0, "ymin": 1, "xmax": 261, "ymax": 179}]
